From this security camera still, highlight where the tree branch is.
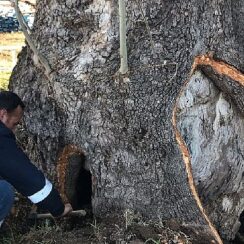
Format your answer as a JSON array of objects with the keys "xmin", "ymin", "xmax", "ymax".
[
  {"xmin": 119, "ymin": 0, "xmax": 128, "ymax": 74},
  {"xmin": 12, "ymin": 0, "xmax": 52, "ymax": 75},
  {"xmin": 21, "ymin": 13, "xmax": 31, "ymax": 33}
]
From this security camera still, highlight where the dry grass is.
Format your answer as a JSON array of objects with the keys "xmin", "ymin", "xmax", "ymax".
[
  {"xmin": 0, "ymin": 51, "xmax": 14, "ymax": 90},
  {"xmin": 0, "ymin": 32, "xmax": 25, "ymax": 89},
  {"xmin": 0, "ymin": 32, "xmax": 25, "ymax": 46},
  {"xmin": 0, "ymin": 215, "xmax": 193, "ymax": 244},
  {"xmin": 0, "ymin": 71, "xmax": 11, "ymax": 90},
  {"xmin": 0, "ymin": 51, "xmax": 13, "ymax": 68},
  {"xmin": 0, "ymin": 204, "xmax": 193, "ymax": 244}
]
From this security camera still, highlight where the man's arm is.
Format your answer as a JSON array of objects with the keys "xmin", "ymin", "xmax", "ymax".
[{"xmin": 0, "ymin": 137, "xmax": 72, "ymax": 217}]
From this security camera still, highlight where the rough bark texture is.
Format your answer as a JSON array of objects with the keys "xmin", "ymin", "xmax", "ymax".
[{"xmin": 9, "ymin": 0, "xmax": 244, "ymax": 241}]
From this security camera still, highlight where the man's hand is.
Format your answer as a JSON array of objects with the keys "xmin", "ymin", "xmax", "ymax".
[{"xmin": 61, "ymin": 203, "xmax": 73, "ymax": 217}]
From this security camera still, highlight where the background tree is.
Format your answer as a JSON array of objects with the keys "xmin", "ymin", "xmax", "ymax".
[{"xmin": 10, "ymin": 0, "xmax": 244, "ymax": 242}]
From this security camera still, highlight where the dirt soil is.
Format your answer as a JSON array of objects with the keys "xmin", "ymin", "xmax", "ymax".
[
  {"xmin": 0, "ymin": 197, "xmax": 242, "ymax": 244},
  {"xmin": 0, "ymin": 197, "xmax": 192, "ymax": 244}
]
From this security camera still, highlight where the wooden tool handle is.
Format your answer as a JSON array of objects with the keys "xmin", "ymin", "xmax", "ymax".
[{"xmin": 36, "ymin": 209, "xmax": 86, "ymax": 219}]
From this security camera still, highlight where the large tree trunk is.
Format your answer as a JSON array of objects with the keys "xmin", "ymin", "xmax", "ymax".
[{"xmin": 10, "ymin": 0, "xmax": 244, "ymax": 242}]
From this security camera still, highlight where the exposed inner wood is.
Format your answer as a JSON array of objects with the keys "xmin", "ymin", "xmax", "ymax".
[
  {"xmin": 172, "ymin": 109, "xmax": 222, "ymax": 244},
  {"xmin": 56, "ymin": 145, "xmax": 83, "ymax": 203},
  {"xmin": 192, "ymin": 54, "xmax": 244, "ymax": 86},
  {"xmin": 172, "ymin": 53, "xmax": 244, "ymax": 244}
]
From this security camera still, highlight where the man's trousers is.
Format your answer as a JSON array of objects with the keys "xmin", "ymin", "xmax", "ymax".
[{"xmin": 0, "ymin": 180, "xmax": 14, "ymax": 226}]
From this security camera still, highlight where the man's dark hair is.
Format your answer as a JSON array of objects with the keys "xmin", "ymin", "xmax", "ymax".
[{"xmin": 0, "ymin": 91, "xmax": 25, "ymax": 112}]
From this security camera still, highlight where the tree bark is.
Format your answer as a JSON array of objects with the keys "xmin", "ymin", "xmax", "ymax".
[{"xmin": 10, "ymin": 0, "xmax": 244, "ymax": 241}]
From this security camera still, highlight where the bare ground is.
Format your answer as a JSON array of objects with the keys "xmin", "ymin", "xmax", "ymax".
[
  {"xmin": 0, "ymin": 197, "xmax": 195, "ymax": 244},
  {"xmin": 2, "ymin": 196, "xmax": 243, "ymax": 244}
]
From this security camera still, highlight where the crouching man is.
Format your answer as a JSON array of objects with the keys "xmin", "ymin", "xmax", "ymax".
[{"xmin": 0, "ymin": 91, "xmax": 72, "ymax": 226}]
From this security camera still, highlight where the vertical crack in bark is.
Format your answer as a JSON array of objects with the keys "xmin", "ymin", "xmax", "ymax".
[
  {"xmin": 172, "ymin": 53, "xmax": 244, "ymax": 244},
  {"xmin": 56, "ymin": 145, "xmax": 83, "ymax": 203}
]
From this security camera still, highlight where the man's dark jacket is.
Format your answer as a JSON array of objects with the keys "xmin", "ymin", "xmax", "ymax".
[{"xmin": 0, "ymin": 121, "xmax": 64, "ymax": 217}]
